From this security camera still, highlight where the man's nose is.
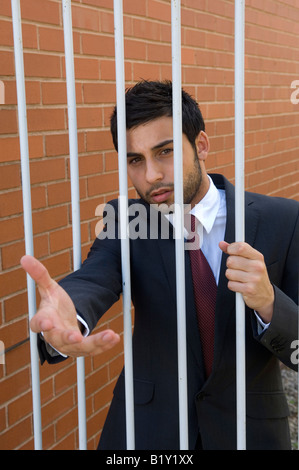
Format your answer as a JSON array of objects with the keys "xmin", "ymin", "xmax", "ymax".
[{"xmin": 145, "ymin": 161, "xmax": 164, "ymax": 184}]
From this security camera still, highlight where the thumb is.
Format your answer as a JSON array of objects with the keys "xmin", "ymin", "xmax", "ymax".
[
  {"xmin": 219, "ymin": 241, "xmax": 230, "ymax": 253},
  {"xmin": 20, "ymin": 255, "xmax": 54, "ymax": 291}
]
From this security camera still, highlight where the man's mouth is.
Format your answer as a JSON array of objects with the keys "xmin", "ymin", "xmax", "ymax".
[{"xmin": 150, "ymin": 188, "xmax": 173, "ymax": 203}]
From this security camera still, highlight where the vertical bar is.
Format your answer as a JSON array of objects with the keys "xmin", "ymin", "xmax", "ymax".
[
  {"xmin": 113, "ymin": 0, "xmax": 135, "ymax": 450},
  {"xmin": 11, "ymin": 0, "xmax": 43, "ymax": 450},
  {"xmin": 62, "ymin": 0, "xmax": 87, "ymax": 450},
  {"xmin": 234, "ymin": 0, "xmax": 246, "ymax": 450},
  {"xmin": 171, "ymin": 0, "xmax": 189, "ymax": 450}
]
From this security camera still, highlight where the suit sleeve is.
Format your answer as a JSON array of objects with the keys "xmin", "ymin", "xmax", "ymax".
[
  {"xmin": 253, "ymin": 204, "xmax": 299, "ymax": 370},
  {"xmin": 38, "ymin": 202, "xmax": 123, "ymax": 365}
]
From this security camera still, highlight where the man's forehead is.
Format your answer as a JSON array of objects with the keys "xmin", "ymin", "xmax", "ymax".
[{"xmin": 126, "ymin": 116, "xmax": 174, "ymax": 152}]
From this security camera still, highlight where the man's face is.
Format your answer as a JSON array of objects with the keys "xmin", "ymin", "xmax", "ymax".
[{"xmin": 126, "ymin": 116, "xmax": 209, "ymax": 208}]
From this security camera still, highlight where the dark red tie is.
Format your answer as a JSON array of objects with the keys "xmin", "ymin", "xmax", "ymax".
[{"xmin": 187, "ymin": 215, "xmax": 217, "ymax": 377}]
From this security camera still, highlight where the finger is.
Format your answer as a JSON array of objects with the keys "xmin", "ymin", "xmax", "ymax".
[
  {"xmin": 58, "ymin": 329, "xmax": 120, "ymax": 357},
  {"xmin": 41, "ymin": 327, "xmax": 83, "ymax": 354},
  {"xmin": 226, "ymin": 255, "xmax": 263, "ymax": 273},
  {"xmin": 225, "ymin": 268, "xmax": 250, "ymax": 283},
  {"xmin": 30, "ymin": 314, "xmax": 53, "ymax": 333},
  {"xmin": 225, "ymin": 242, "xmax": 263, "ymax": 261},
  {"xmin": 219, "ymin": 241, "xmax": 229, "ymax": 253},
  {"xmin": 226, "ymin": 279, "xmax": 255, "ymax": 297},
  {"xmin": 21, "ymin": 255, "xmax": 54, "ymax": 290}
]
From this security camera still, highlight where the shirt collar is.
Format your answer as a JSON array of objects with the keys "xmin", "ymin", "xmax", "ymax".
[{"xmin": 190, "ymin": 175, "xmax": 221, "ymax": 234}]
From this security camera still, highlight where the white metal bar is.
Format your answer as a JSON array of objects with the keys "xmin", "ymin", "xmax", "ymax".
[
  {"xmin": 11, "ymin": 0, "xmax": 42, "ymax": 450},
  {"xmin": 234, "ymin": 0, "xmax": 246, "ymax": 450},
  {"xmin": 171, "ymin": 0, "xmax": 189, "ymax": 450},
  {"xmin": 113, "ymin": 0, "xmax": 135, "ymax": 450},
  {"xmin": 62, "ymin": 0, "xmax": 87, "ymax": 450}
]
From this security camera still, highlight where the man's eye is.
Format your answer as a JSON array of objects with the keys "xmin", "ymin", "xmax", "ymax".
[
  {"xmin": 161, "ymin": 148, "xmax": 173, "ymax": 155},
  {"xmin": 128, "ymin": 157, "xmax": 141, "ymax": 165}
]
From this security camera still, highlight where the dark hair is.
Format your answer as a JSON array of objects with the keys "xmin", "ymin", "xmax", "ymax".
[{"xmin": 110, "ymin": 80, "xmax": 205, "ymax": 151}]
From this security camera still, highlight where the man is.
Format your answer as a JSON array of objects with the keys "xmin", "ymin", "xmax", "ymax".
[{"xmin": 21, "ymin": 80, "xmax": 299, "ymax": 450}]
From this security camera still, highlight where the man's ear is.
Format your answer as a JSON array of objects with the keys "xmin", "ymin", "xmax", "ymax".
[{"xmin": 195, "ymin": 131, "xmax": 210, "ymax": 161}]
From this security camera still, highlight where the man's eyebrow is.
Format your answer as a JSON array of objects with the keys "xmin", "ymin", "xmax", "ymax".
[
  {"xmin": 127, "ymin": 139, "xmax": 173, "ymax": 158},
  {"xmin": 152, "ymin": 139, "xmax": 173, "ymax": 150}
]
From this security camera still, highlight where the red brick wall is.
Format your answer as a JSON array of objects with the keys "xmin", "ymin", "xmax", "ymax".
[{"xmin": 0, "ymin": 0, "xmax": 298, "ymax": 449}]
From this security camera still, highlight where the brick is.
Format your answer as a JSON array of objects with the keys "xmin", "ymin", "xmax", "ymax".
[
  {"xmin": 0, "ymin": 163, "xmax": 20, "ymax": 190},
  {"xmin": 22, "ymin": 23, "xmax": 38, "ymax": 49},
  {"xmin": 47, "ymin": 180, "xmax": 71, "ymax": 206},
  {"xmin": 0, "ymin": 366, "xmax": 30, "ymax": 405},
  {"xmin": 148, "ymin": 0, "xmax": 171, "ymax": 22},
  {"xmin": 0, "ymin": 216, "xmax": 24, "ymax": 245},
  {"xmin": 49, "ymin": 227, "xmax": 73, "ymax": 253},
  {"xmin": 148, "ymin": 43, "xmax": 171, "ymax": 63},
  {"xmin": 0, "ymin": 267, "xmax": 27, "ymax": 297},
  {"xmin": 83, "ymin": 83, "xmax": 116, "ymax": 104},
  {"xmin": 75, "ymin": 57, "xmax": 100, "ymax": 80},
  {"xmin": 2, "ymin": 233, "xmax": 48, "ymax": 271},
  {"xmin": 0, "ymin": 416, "xmax": 33, "ymax": 450},
  {"xmin": 72, "ymin": 4, "xmax": 100, "ymax": 32},
  {"xmin": 24, "ymin": 53, "xmax": 61, "ymax": 78},
  {"xmin": 8, "ymin": 390, "xmax": 32, "ymax": 426},
  {"xmin": 20, "ymin": 0, "xmax": 60, "ymax": 25},
  {"xmin": 41, "ymin": 82, "xmax": 67, "ymax": 105},
  {"xmin": 42, "ymin": 389, "xmax": 74, "ymax": 427},
  {"xmin": 79, "ymin": 153, "xmax": 103, "ymax": 176},
  {"xmin": 42, "ymin": 252, "xmax": 71, "ymax": 279},
  {"xmin": 86, "ymin": 129, "xmax": 113, "ymax": 152},
  {"xmin": 100, "ymin": 11, "xmax": 114, "ymax": 34},
  {"xmin": 0, "ymin": 137, "xmax": 20, "ymax": 163},
  {"xmin": 27, "ymin": 109, "xmax": 65, "ymax": 132},
  {"xmin": 29, "ymin": 135, "xmax": 44, "ymax": 159},
  {"xmin": 13, "ymin": 80, "xmax": 41, "ymax": 105},
  {"xmin": 87, "ymin": 172, "xmax": 119, "ymax": 197},
  {"xmin": 32, "ymin": 206, "xmax": 68, "ymax": 235},
  {"xmin": 55, "ymin": 407, "xmax": 78, "ymax": 442},
  {"xmin": 0, "ymin": 19, "xmax": 13, "ymax": 47},
  {"xmin": 45, "ymin": 133, "xmax": 69, "ymax": 157},
  {"xmin": 0, "ymin": 189, "xmax": 23, "ymax": 217},
  {"xmin": 0, "ymin": 109, "xmax": 18, "ymax": 135},
  {"xmin": 39, "ymin": 27, "xmax": 64, "ymax": 53},
  {"xmin": 81, "ymin": 33, "xmax": 115, "ymax": 57},
  {"xmin": 0, "ymin": 51, "xmax": 15, "ymax": 76},
  {"xmin": 30, "ymin": 158, "xmax": 66, "ymax": 184},
  {"xmin": 82, "ymin": 0, "xmax": 113, "ymax": 10},
  {"xmin": 77, "ymin": 107, "xmax": 103, "ymax": 129},
  {"xmin": 4, "ymin": 292, "xmax": 28, "ymax": 323}
]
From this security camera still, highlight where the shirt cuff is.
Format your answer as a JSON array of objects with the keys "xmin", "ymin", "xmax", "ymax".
[
  {"xmin": 254, "ymin": 311, "xmax": 270, "ymax": 335},
  {"xmin": 40, "ymin": 314, "xmax": 90, "ymax": 358}
]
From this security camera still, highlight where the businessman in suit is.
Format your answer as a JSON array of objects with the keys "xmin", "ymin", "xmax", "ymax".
[{"xmin": 21, "ymin": 81, "xmax": 299, "ymax": 450}]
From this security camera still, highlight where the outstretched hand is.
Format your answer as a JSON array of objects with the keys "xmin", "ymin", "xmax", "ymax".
[
  {"xmin": 219, "ymin": 241, "xmax": 274, "ymax": 323},
  {"xmin": 21, "ymin": 255, "xmax": 120, "ymax": 358}
]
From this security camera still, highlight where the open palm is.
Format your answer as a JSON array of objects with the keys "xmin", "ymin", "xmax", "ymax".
[{"xmin": 21, "ymin": 255, "xmax": 120, "ymax": 358}]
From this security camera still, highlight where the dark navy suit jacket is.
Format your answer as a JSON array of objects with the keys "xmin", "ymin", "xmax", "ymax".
[{"xmin": 39, "ymin": 174, "xmax": 299, "ymax": 450}]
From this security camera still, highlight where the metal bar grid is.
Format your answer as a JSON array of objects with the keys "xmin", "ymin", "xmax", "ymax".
[{"xmin": 12, "ymin": 0, "xmax": 247, "ymax": 451}]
